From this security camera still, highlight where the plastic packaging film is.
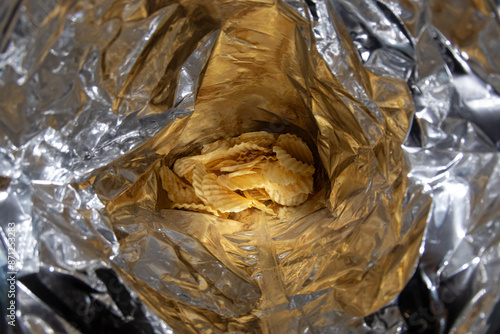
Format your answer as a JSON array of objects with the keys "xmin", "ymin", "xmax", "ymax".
[{"xmin": 0, "ymin": 0, "xmax": 499, "ymax": 333}]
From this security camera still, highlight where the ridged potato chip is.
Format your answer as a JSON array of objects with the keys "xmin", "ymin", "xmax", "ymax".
[
  {"xmin": 201, "ymin": 174, "xmax": 254, "ymax": 213},
  {"xmin": 159, "ymin": 166, "xmax": 200, "ymax": 204},
  {"xmin": 172, "ymin": 203, "xmax": 227, "ymax": 217},
  {"xmin": 266, "ymin": 188, "xmax": 309, "ymax": 206},
  {"xmin": 191, "ymin": 163, "xmax": 211, "ymax": 206},
  {"xmin": 227, "ymin": 169, "xmax": 258, "ymax": 177},
  {"xmin": 198, "ymin": 148, "xmax": 235, "ymax": 165},
  {"xmin": 261, "ymin": 161, "xmax": 297, "ymax": 185},
  {"xmin": 172, "ymin": 156, "xmax": 199, "ymax": 181},
  {"xmin": 264, "ymin": 178, "xmax": 313, "ymax": 199},
  {"xmin": 218, "ymin": 173, "xmax": 266, "ymax": 191},
  {"xmin": 275, "ymin": 133, "xmax": 314, "ymax": 164},
  {"xmin": 242, "ymin": 191, "xmax": 275, "ymax": 215},
  {"xmin": 273, "ymin": 146, "xmax": 315, "ymax": 176},
  {"xmin": 227, "ymin": 142, "xmax": 270, "ymax": 156},
  {"xmin": 234, "ymin": 131, "xmax": 277, "ymax": 147},
  {"xmin": 201, "ymin": 138, "xmax": 235, "ymax": 154},
  {"xmin": 208, "ymin": 159, "xmax": 239, "ymax": 171},
  {"xmin": 194, "ymin": 142, "xmax": 270, "ymax": 169},
  {"xmin": 245, "ymin": 188, "xmax": 271, "ymax": 201},
  {"xmin": 220, "ymin": 156, "xmax": 265, "ymax": 172}
]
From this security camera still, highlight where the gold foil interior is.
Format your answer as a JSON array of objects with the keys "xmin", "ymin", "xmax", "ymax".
[{"xmin": 87, "ymin": 0, "xmax": 428, "ymax": 332}]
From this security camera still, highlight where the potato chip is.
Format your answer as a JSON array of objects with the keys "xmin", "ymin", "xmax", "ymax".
[
  {"xmin": 192, "ymin": 142, "xmax": 269, "ymax": 170},
  {"xmin": 273, "ymin": 146, "xmax": 315, "ymax": 176},
  {"xmin": 207, "ymin": 159, "xmax": 239, "ymax": 171},
  {"xmin": 220, "ymin": 156, "xmax": 265, "ymax": 172},
  {"xmin": 228, "ymin": 142, "xmax": 270, "ymax": 156},
  {"xmin": 234, "ymin": 131, "xmax": 277, "ymax": 147},
  {"xmin": 249, "ymin": 157, "xmax": 271, "ymax": 170},
  {"xmin": 218, "ymin": 173, "xmax": 266, "ymax": 191},
  {"xmin": 242, "ymin": 191, "xmax": 275, "ymax": 215},
  {"xmin": 201, "ymin": 174, "xmax": 254, "ymax": 212},
  {"xmin": 227, "ymin": 169, "xmax": 258, "ymax": 177},
  {"xmin": 198, "ymin": 148, "xmax": 234, "ymax": 165},
  {"xmin": 264, "ymin": 175, "xmax": 313, "ymax": 197},
  {"xmin": 201, "ymin": 138, "xmax": 235, "ymax": 154},
  {"xmin": 261, "ymin": 161, "xmax": 297, "ymax": 185},
  {"xmin": 266, "ymin": 188, "xmax": 309, "ymax": 206},
  {"xmin": 172, "ymin": 203, "xmax": 227, "ymax": 217},
  {"xmin": 191, "ymin": 163, "xmax": 211, "ymax": 205},
  {"xmin": 179, "ymin": 148, "xmax": 235, "ymax": 171},
  {"xmin": 159, "ymin": 166, "xmax": 200, "ymax": 204},
  {"xmin": 275, "ymin": 133, "xmax": 314, "ymax": 164},
  {"xmin": 172, "ymin": 156, "xmax": 199, "ymax": 181},
  {"xmin": 246, "ymin": 188, "xmax": 271, "ymax": 201}
]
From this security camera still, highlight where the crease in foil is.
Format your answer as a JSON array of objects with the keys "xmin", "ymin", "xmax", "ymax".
[{"xmin": 0, "ymin": 0, "xmax": 499, "ymax": 333}]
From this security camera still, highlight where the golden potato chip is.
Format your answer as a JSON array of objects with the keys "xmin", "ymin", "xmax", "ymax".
[
  {"xmin": 201, "ymin": 174, "xmax": 254, "ymax": 213},
  {"xmin": 247, "ymin": 157, "xmax": 276, "ymax": 173},
  {"xmin": 242, "ymin": 191, "xmax": 275, "ymax": 215},
  {"xmin": 234, "ymin": 131, "xmax": 277, "ymax": 147},
  {"xmin": 191, "ymin": 142, "xmax": 269, "ymax": 169},
  {"xmin": 227, "ymin": 142, "xmax": 270, "ymax": 157},
  {"xmin": 201, "ymin": 138, "xmax": 235, "ymax": 154},
  {"xmin": 172, "ymin": 156, "xmax": 199, "ymax": 181},
  {"xmin": 172, "ymin": 203, "xmax": 227, "ymax": 217},
  {"xmin": 273, "ymin": 146, "xmax": 315, "ymax": 176},
  {"xmin": 266, "ymin": 188, "xmax": 309, "ymax": 206},
  {"xmin": 245, "ymin": 188, "xmax": 271, "ymax": 201},
  {"xmin": 227, "ymin": 169, "xmax": 258, "ymax": 177},
  {"xmin": 179, "ymin": 147, "xmax": 235, "ymax": 170},
  {"xmin": 191, "ymin": 163, "xmax": 211, "ymax": 205},
  {"xmin": 263, "ymin": 180, "xmax": 309, "ymax": 200},
  {"xmin": 159, "ymin": 166, "xmax": 200, "ymax": 204},
  {"xmin": 198, "ymin": 148, "xmax": 234, "ymax": 165},
  {"xmin": 220, "ymin": 156, "xmax": 265, "ymax": 172},
  {"xmin": 261, "ymin": 161, "xmax": 297, "ymax": 185},
  {"xmin": 218, "ymin": 173, "xmax": 266, "ymax": 191},
  {"xmin": 275, "ymin": 133, "xmax": 314, "ymax": 164},
  {"xmin": 207, "ymin": 159, "xmax": 239, "ymax": 171}
]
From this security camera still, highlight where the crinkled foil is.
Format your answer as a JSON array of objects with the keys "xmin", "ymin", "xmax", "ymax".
[{"xmin": 0, "ymin": 0, "xmax": 499, "ymax": 333}]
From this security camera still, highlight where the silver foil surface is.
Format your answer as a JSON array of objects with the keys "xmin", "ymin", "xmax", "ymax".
[{"xmin": 1, "ymin": 0, "xmax": 499, "ymax": 333}]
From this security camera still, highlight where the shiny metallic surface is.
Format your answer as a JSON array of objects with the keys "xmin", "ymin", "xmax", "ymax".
[{"xmin": 1, "ymin": 0, "xmax": 499, "ymax": 333}]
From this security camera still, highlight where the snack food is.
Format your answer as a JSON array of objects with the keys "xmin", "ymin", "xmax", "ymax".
[{"xmin": 159, "ymin": 131, "xmax": 315, "ymax": 216}]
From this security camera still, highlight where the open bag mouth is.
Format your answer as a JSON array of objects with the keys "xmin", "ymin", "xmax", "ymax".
[
  {"xmin": 88, "ymin": 1, "xmax": 425, "ymax": 331},
  {"xmin": 1, "ymin": 0, "xmax": 500, "ymax": 333}
]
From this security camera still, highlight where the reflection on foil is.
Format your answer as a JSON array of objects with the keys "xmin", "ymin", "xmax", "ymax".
[{"xmin": 0, "ymin": 0, "xmax": 499, "ymax": 333}]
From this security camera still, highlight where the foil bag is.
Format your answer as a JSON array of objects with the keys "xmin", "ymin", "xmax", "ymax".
[{"xmin": 0, "ymin": 0, "xmax": 499, "ymax": 333}]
